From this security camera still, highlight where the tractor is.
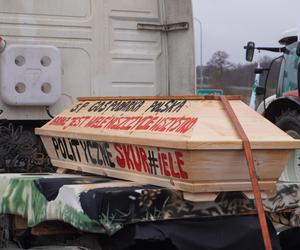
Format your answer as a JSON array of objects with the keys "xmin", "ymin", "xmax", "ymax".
[{"xmin": 245, "ymin": 28, "xmax": 300, "ymax": 180}]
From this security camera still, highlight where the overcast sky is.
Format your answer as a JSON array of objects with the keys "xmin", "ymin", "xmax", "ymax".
[{"xmin": 196, "ymin": 0, "xmax": 300, "ymax": 64}]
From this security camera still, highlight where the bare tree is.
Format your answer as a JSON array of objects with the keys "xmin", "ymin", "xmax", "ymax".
[
  {"xmin": 206, "ymin": 51, "xmax": 235, "ymax": 88},
  {"xmin": 207, "ymin": 51, "xmax": 234, "ymax": 70},
  {"xmin": 199, "ymin": 50, "xmax": 281, "ymax": 103}
]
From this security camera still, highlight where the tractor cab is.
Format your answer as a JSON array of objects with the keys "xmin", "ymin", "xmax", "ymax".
[
  {"xmin": 245, "ymin": 30, "xmax": 300, "ymax": 98},
  {"xmin": 244, "ymin": 29, "xmax": 300, "ymax": 121},
  {"xmin": 277, "ymin": 40, "xmax": 300, "ymax": 98}
]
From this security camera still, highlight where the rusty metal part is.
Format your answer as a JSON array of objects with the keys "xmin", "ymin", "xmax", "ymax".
[{"xmin": 137, "ymin": 22, "xmax": 189, "ymax": 32}]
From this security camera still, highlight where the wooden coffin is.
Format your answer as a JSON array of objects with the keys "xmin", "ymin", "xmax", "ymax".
[{"xmin": 35, "ymin": 96, "xmax": 300, "ymax": 195}]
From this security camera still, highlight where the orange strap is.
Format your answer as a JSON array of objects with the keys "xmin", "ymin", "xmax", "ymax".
[{"xmin": 220, "ymin": 96, "xmax": 272, "ymax": 250}]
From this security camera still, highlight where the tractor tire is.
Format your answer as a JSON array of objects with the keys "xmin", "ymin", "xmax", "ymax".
[
  {"xmin": 275, "ymin": 110, "xmax": 300, "ymax": 139},
  {"xmin": 275, "ymin": 110, "xmax": 300, "ymax": 182}
]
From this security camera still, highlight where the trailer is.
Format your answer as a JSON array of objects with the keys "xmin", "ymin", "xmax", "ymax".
[{"xmin": 1, "ymin": 172, "xmax": 300, "ymax": 250}]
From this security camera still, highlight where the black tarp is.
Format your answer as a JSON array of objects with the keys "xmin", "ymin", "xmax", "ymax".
[
  {"xmin": 33, "ymin": 176, "xmax": 282, "ymax": 249},
  {"xmin": 110, "ymin": 216, "xmax": 281, "ymax": 250}
]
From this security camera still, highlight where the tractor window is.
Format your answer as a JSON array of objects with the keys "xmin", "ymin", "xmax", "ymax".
[{"xmin": 277, "ymin": 41, "xmax": 300, "ymax": 96}]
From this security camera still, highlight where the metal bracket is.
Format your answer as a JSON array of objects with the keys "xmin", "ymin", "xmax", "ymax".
[{"xmin": 137, "ymin": 22, "xmax": 189, "ymax": 32}]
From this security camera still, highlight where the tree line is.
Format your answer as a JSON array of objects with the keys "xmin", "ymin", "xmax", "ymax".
[{"xmin": 197, "ymin": 51, "xmax": 281, "ymax": 103}]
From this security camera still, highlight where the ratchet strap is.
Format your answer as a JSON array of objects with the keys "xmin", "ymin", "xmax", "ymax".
[{"xmin": 220, "ymin": 96, "xmax": 272, "ymax": 250}]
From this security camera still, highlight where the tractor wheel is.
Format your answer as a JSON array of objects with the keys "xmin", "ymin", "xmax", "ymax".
[
  {"xmin": 275, "ymin": 110, "xmax": 300, "ymax": 139},
  {"xmin": 275, "ymin": 110, "xmax": 300, "ymax": 182}
]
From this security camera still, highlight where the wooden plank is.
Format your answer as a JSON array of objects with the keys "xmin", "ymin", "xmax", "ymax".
[
  {"xmin": 13, "ymin": 215, "xmax": 28, "ymax": 230},
  {"xmin": 40, "ymin": 135, "xmax": 292, "ymax": 183},
  {"xmin": 31, "ymin": 221, "xmax": 78, "ymax": 236},
  {"xmin": 188, "ymin": 149, "xmax": 293, "ymax": 181},
  {"xmin": 72, "ymin": 181, "xmax": 144, "ymax": 193},
  {"xmin": 182, "ymin": 189, "xmax": 276, "ymax": 202},
  {"xmin": 243, "ymin": 190, "xmax": 276, "ymax": 200},
  {"xmin": 50, "ymin": 159, "xmax": 277, "ymax": 193},
  {"xmin": 183, "ymin": 192, "xmax": 218, "ymax": 202},
  {"xmin": 56, "ymin": 167, "xmax": 67, "ymax": 174},
  {"xmin": 77, "ymin": 95, "xmax": 242, "ymax": 101},
  {"xmin": 36, "ymin": 99, "xmax": 300, "ymax": 150}
]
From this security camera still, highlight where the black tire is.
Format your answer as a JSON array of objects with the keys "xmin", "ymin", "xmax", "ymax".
[{"xmin": 275, "ymin": 110, "xmax": 300, "ymax": 139}]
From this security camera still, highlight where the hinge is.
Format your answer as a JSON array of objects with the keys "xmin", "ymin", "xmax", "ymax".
[{"xmin": 137, "ymin": 22, "xmax": 189, "ymax": 32}]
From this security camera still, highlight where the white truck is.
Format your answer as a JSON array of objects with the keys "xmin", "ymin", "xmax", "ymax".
[
  {"xmin": 0, "ymin": 0, "xmax": 201, "ymax": 172},
  {"xmin": 0, "ymin": 0, "xmax": 201, "ymax": 119}
]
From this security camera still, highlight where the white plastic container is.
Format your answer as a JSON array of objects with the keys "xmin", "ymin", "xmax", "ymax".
[{"xmin": 0, "ymin": 44, "xmax": 61, "ymax": 106}]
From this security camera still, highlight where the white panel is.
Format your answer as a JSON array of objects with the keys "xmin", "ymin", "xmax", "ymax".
[
  {"xmin": 111, "ymin": 58, "xmax": 155, "ymax": 83},
  {"xmin": 110, "ymin": 19, "xmax": 161, "ymax": 52},
  {"xmin": 110, "ymin": 57, "xmax": 156, "ymax": 95},
  {"xmin": 109, "ymin": 0, "xmax": 159, "ymax": 19},
  {"xmin": 0, "ymin": 0, "xmax": 91, "ymax": 18},
  {"xmin": 49, "ymin": 48, "xmax": 91, "ymax": 115},
  {"xmin": 104, "ymin": 0, "xmax": 166, "ymax": 96}
]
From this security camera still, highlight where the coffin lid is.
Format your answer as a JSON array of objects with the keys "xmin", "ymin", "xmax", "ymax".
[{"xmin": 35, "ymin": 96, "xmax": 300, "ymax": 150}]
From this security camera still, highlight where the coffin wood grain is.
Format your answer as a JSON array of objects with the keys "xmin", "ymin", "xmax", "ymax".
[{"xmin": 35, "ymin": 96, "xmax": 300, "ymax": 195}]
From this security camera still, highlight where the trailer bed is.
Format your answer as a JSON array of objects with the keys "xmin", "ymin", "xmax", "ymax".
[{"xmin": 0, "ymin": 173, "xmax": 298, "ymax": 236}]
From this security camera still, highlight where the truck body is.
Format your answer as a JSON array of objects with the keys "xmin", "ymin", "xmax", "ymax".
[
  {"xmin": 0, "ymin": 0, "xmax": 201, "ymax": 173},
  {"xmin": 0, "ymin": 0, "xmax": 200, "ymax": 121}
]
